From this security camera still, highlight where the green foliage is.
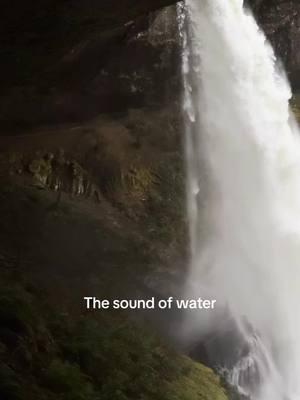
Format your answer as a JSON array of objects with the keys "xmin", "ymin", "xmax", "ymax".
[
  {"xmin": 60, "ymin": 316, "xmax": 175, "ymax": 398},
  {"xmin": 43, "ymin": 360, "xmax": 98, "ymax": 400},
  {"xmin": 166, "ymin": 360, "xmax": 228, "ymax": 400},
  {"xmin": 59, "ymin": 315, "xmax": 227, "ymax": 400},
  {"xmin": 145, "ymin": 154, "xmax": 186, "ymax": 244},
  {"xmin": 0, "ymin": 278, "xmax": 228, "ymax": 400}
]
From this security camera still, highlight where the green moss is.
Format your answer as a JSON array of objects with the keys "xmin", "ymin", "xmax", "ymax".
[
  {"xmin": 43, "ymin": 359, "xmax": 97, "ymax": 400},
  {"xmin": 0, "ymin": 171, "xmax": 215, "ymax": 397},
  {"xmin": 58, "ymin": 315, "xmax": 228, "ymax": 400},
  {"xmin": 0, "ymin": 277, "xmax": 229, "ymax": 400},
  {"xmin": 167, "ymin": 358, "xmax": 228, "ymax": 400},
  {"xmin": 144, "ymin": 154, "xmax": 186, "ymax": 245},
  {"xmin": 124, "ymin": 165, "xmax": 157, "ymax": 200}
]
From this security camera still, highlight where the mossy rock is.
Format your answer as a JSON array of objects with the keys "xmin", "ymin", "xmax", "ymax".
[
  {"xmin": 59, "ymin": 315, "xmax": 229, "ymax": 400},
  {"xmin": 43, "ymin": 359, "xmax": 98, "ymax": 400},
  {"xmin": 0, "ymin": 267, "xmax": 228, "ymax": 400},
  {"xmin": 166, "ymin": 357, "xmax": 228, "ymax": 400},
  {"xmin": 0, "ymin": 287, "xmax": 229, "ymax": 400},
  {"xmin": 28, "ymin": 157, "xmax": 52, "ymax": 187}
]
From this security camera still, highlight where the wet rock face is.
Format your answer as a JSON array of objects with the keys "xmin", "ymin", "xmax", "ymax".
[
  {"xmin": 1, "ymin": 0, "xmax": 300, "ymax": 131},
  {"xmin": 0, "ymin": 3, "xmax": 180, "ymax": 130},
  {"xmin": 0, "ymin": 0, "xmax": 176, "ymax": 87},
  {"xmin": 250, "ymin": 0, "xmax": 300, "ymax": 86}
]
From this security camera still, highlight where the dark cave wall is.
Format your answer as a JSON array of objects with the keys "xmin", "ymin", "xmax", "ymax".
[
  {"xmin": 0, "ymin": 0, "xmax": 177, "ymax": 88},
  {"xmin": 250, "ymin": 0, "xmax": 300, "ymax": 85},
  {"xmin": 1, "ymin": 0, "xmax": 300, "ymax": 131},
  {"xmin": 0, "ymin": 4, "xmax": 181, "ymax": 130}
]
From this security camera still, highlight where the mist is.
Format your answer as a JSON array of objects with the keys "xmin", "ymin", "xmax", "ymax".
[{"xmin": 180, "ymin": 0, "xmax": 300, "ymax": 399}]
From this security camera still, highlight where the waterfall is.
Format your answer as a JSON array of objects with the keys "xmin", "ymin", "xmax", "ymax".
[{"xmin": 179, "ymin": 0, "xmax": 300, "ymax": 399}]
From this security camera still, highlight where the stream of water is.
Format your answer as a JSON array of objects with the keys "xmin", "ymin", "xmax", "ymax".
[{"xmin": 179, "ymin": 1, "xmax": 300, "ymax": 399}]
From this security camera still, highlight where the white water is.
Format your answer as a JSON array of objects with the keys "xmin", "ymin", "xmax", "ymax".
[{"xmin": 180, "ymin": 0, "xmax": 300, "ymax": 399}]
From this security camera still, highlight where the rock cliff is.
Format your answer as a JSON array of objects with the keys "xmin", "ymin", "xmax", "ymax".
[{"xmin": 1, "ymin": 1, "xmax": 299, "ymax": 131}]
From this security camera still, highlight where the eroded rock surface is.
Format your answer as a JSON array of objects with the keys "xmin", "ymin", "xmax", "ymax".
[
  {"xmin": 251, "ymin": 0, "xmax": 300, "ymax": 85},
  {"xmin": 1, "ymin": 1, "xmax": 300, "ymax": 131}
]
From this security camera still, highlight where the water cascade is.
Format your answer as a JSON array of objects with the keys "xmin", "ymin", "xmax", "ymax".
[{"xmin": 179, "ymin": 1, "xmax": 300, "ymax": 399}]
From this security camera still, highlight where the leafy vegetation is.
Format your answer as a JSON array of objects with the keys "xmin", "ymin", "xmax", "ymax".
[{"xmin": 0, "ymin": 276, "xmax": 228, "ymax": 400}]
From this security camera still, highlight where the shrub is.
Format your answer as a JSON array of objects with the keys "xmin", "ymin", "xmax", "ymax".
[{"xmin": 43, "ymin": 359, "xmax": 98, "ymax": 400}]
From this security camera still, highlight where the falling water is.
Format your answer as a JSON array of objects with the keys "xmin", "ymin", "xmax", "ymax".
[{"xmin": 179, "ymin": 0, "xmax": 300, "ymax": 399}]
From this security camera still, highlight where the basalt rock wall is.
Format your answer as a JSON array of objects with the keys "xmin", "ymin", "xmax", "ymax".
[{"xmin": 1, "ymin": 1, "xmax": 300, "ymax": 131}]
